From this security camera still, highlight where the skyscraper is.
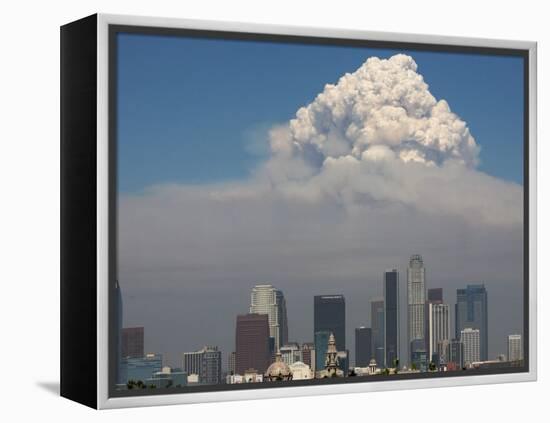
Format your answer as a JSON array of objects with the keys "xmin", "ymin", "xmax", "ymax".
[
  {"xmin": 461, "ymin": 328, "xmax": 480, "ymax": 366},
  {"xmin": 384, "ymin": 269, "xmax": 399, "ymax": 368},
  {"xmin": 446, "ymin": 339, "xmax": 464, "ymax": 369},
  {"xmin": 235, "ymin": 313, "xmax": 271, "ymax": 375},
  {"xmin": 115, "ymin": 280, "xmax": 123, "ymax": 384},
  {"xmin": 428, "ymin": 303, "xmax": 450, "ymax": 362},
  {"xmin": 371, "ymin": 298, "xmax": 385, "ymax": 367},
  {"xmin": 121, "ymin": 327, "xmax": 144, "ymax": 359},
  {"xmin": 314, "ymin": 330, "xmax": 330, "ymax": 373},
  {"xmin": 455, "ymin": 284, "xmax": 488, "ymax": 360},
  {"xmin": 301, "ymin": 342, "xmax": 314, "ymax": 369},
  {"xmin": 508, "ymin": 334, "xmax": 523, "ymax": 361},
  {"xmin": 250, "ymin": 284, "xmax": 288, "ymax": 352},
  {"xmin": 182, "ymin": 346, "xmax": 222, "ymax": 384},
  {"xmin": 314, "ymin": 295, "xmax": 346, "ymax": 352},
  {"xmin": 355, "ymin": 326, "xmax": 373, "ymax": 367},
  {"xmin": 428, "ymin": 288, "xmax": 443, "ymax": 303},
  {"xmin": 201, "ymin": 347, "xmax": 222, "ymax": 385},
  {"xmin": 425, "ymin": 288, "xmax": 443, "ymax": 352},
  {"xmin": 408, "ymin": 255, "xmax": 426, "ymax": 365}
]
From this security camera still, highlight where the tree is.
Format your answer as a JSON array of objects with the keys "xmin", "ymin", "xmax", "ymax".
[
  {"xmin": 429, "ymin": 361, "xmax": 437, "ymax": 372},
  {"xmin": 411, "ymin": 363, "xmax": 417, "ymax": 371}
]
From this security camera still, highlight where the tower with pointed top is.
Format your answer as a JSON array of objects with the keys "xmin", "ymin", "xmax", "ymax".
[{"xmin": 324, "ymin": 333, "xmax": 340, "ymax": 376}]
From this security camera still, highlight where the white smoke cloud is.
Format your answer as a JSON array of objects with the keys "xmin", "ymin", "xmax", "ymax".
[{"xmin": 268, "ymin": 54, "xmax": 480, "ymax": 177}]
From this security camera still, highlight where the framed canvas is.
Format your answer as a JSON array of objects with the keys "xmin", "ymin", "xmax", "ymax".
[{"xmin": 60, "ymin": 13, "xmax": 537, "ymax": 409}]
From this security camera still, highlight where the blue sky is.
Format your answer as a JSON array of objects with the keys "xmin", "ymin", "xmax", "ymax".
[{"xmin": 117, "ymin": 33, "xmax": 524, "ymax": 193}]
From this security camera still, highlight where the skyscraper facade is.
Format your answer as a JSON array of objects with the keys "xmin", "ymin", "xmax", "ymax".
[
  {"xmin": 428, "ymin": 303, "xmax": 450, "ymax": 361},
  {"xmin": 371, "ymin": 298, "xmax": 385, "ymax": 367},
  {"xmin": 447, "ymin": 339, "xmax": 464, "ymax": 369},
  {"xmin": 461, "ymin": 328, "xmax": 480, "ymax": 366},
  {"xmin": 425, "ymin": 288, "xmax": 443, "ymax": 352},
  {"xmin": 250, "ymin": 284, "xmax": 288, "ymax": 352},
  {"xmin": 314, "ymin": 330, "xmax": 330, "ymax": 373},
  {"xmin": 508, "ymin": 334, "xmax": 523, "ymax": 361},
  {"xmin": 235, "ymin": 313, "xmax": 271, "ymax": 375},
  {"xmin": 182, "ymin": 346, "xmax": 221, "ymax": 384},
  {"xmin": 384, "ymin": 269, "xmax": 399, "ymax": 368},
  {"xmin": 355, "ymin": 326, "xmax": 373, "ymax": 367},
  {"xmin": 408, "ymin": 255, "xmax": 426, "ymax": 365},
  {"xmin": 121, "ymin": 327, "xmax": 144, "ymax": 359},
  {"xmin": 455, "ymin": 284, "xmax": 488, "ymax": 360},
  {"xmin": 314, "ymin": 295, "xmax": 346, "ymax": 352},
  {"xmin": 201, "ymin": 347, "xmax": 222, "ymax": 385}
]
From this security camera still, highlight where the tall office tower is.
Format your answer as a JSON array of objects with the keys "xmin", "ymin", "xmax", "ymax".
[
  {"xmin": 314, "ymin": 295, "xmax": 346, "ymax": 352},
  {"xmin": 384, "ymin": 269, "xmax": 400, "ymax": 368},
  {"xmin": 301, "ymin": 342, "xmax": 314, "ymax": 369},
  {"xmin": 182, "ymin": 346, "xmax": 222, "ymax": 384},
  {"xmin": 201, "ymin": 347, "xmax": 222, "ymax": 385},
  {"xmin": 461, "ymin": 328, "xmax": 480, "ymax": 366},
  {"xmin": 446, "ymin": 339, "xmax": 464, "ymax": 369},
  {"xmin": 407, "ymin": 255, "xmax": 426, "ymax": 365},
  {"xmin": 280, "ymin": 342, "xmax": 302, "ymax": 365},
  {"xmin": 121, "ymin": 327, "xmax": 144, "ymax": 359},
  {"xmin": 428, "ymin": 303, "xmax": 450, "ymax": 362},
  {"xmin": 455, "ymin": 284, "xmax": 488, "ymax": 360},
  {"xmin": 314, "ymin": 330, "xmax": 330, "ymax": 372},
  {"xmin": 371, "ymin": 298, "xmax": 385, "ymax": 366},
  {"xmin": 428, "ymin": 288, "xmax": 443, "ymax": 303},
  {"xmin": 228, "ymin": 351, "xmax": 236, "ymax": 375},
  {"xmin": 355, "ymin": 326, "xmax": 373, "ymax": 367},
  {"xmin": 250, "ymin": 284, "xmax": 288, "ymax": 352},
  {"xmin": 235, "ymin": 313, "xmax": 271, "ymax": 375},
  {"xmin": 115, "ymin": 280, "xmax": 123, "ymax": 384},
  {"xmin": 425, "ymin": 288, "xmax": 443, "ymax": 352},
  {"xmin": 508, "ymin": 334, "xmax": 523, "ymax": 361},
  {"xmin": 276, "ymin": 289, "xmax": 289, "ymax": 348}
]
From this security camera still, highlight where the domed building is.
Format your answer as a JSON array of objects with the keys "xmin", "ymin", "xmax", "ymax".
[
  {"xmin": 289, "ymin": 361, "xmax": 313, "ymax": 380},
  {"xmin": 265, "ymin": 352, "xmax": 293, "ymax": 381}
]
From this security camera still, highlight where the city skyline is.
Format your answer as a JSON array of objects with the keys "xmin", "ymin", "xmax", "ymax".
[{"xmin": 119, "ymin": 252, "xmax": 523, "ymax": 373}]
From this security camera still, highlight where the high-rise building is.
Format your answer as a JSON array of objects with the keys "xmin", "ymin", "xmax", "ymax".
[
  {"xmin": 235, "ymin": 313, "xmax": 271, "ymax": 375},
  {"xmin": 508, "ymin": 334, "xmax": 523, "ymax": 361},
  {"xmin": 428, "ymin": 303, "xmax": 450, "ymax": 362},
  {"xmin": 115, "ymin": 280, "xmax": 123, "ymax": 384},
  {"xmin": 121, "ymin": 327, "xmax": 144, "ymax": 359},
  {"xmin": 370, "ymin": 298, "xmax": 385, "ymax": 368},
  {"xmin": 280, "ymin": 342, "xmax": 302, "ymax": 365},
  {"xmin": 408, "ymin": 255, "xmax": 426, "ymax": 365},
  {"xmin": 355, "ymin": 326, "xmax": 373, "ymax": 367},
  {"xmin": 228, "ymin": 351, "xmax": 236, "ymax": 375},
  {"xmin": 201, "ymin": 347, "xmax": 222, "ymax": 385},
  {"xmin": 447, "ymin": 339, "xmax": 464, "ymax": 369},
  {"xmin": 455, "ymin": 284, "xmax": 488, "ymax": 361},
  {"xmin": 182, "ymin": 346, "xmax": 222, "ymax": 385},
  {"xmin": 250, "ymin": 284, "xmax": 288, "ymax": 352},
  {"xmin": 314, "ymin": 330, "xmax": 330, "ymax": 372},
  {"xmin": 301, "ymin": 342, "xmax": 314, "ymax": 369},
  {"xmin": 461, "ymin": 328, "xmax": 480, "ymax": 366},
  {"xmin": 314, "ymin": 295, "xmax": 346, "ymax": 352},
  {"xmin": 384, "ymin": 269, "xmax": 399, "ymax": 368},
  {"xmin": 425, "ymin": 288, "xmax": 443, "ymax": 352},
  {"xmin": 428, "ymin": 288, "xmax": 443, "ymax": 303}
]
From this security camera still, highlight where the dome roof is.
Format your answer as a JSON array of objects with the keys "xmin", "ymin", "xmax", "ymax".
[{"xmin": 265, "ymin": 354, "xmax": 292, "ymax": 381}]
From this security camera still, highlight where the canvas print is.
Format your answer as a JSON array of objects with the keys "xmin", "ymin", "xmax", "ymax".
[{"xmin": 111, "ymin": 30, "xmax": 526, "ymax": 394}]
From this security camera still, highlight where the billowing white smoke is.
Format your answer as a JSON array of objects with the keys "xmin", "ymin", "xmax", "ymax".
[{"xmin": 268, "ymin": 54, "xmax": 480, "ymax": 180}]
